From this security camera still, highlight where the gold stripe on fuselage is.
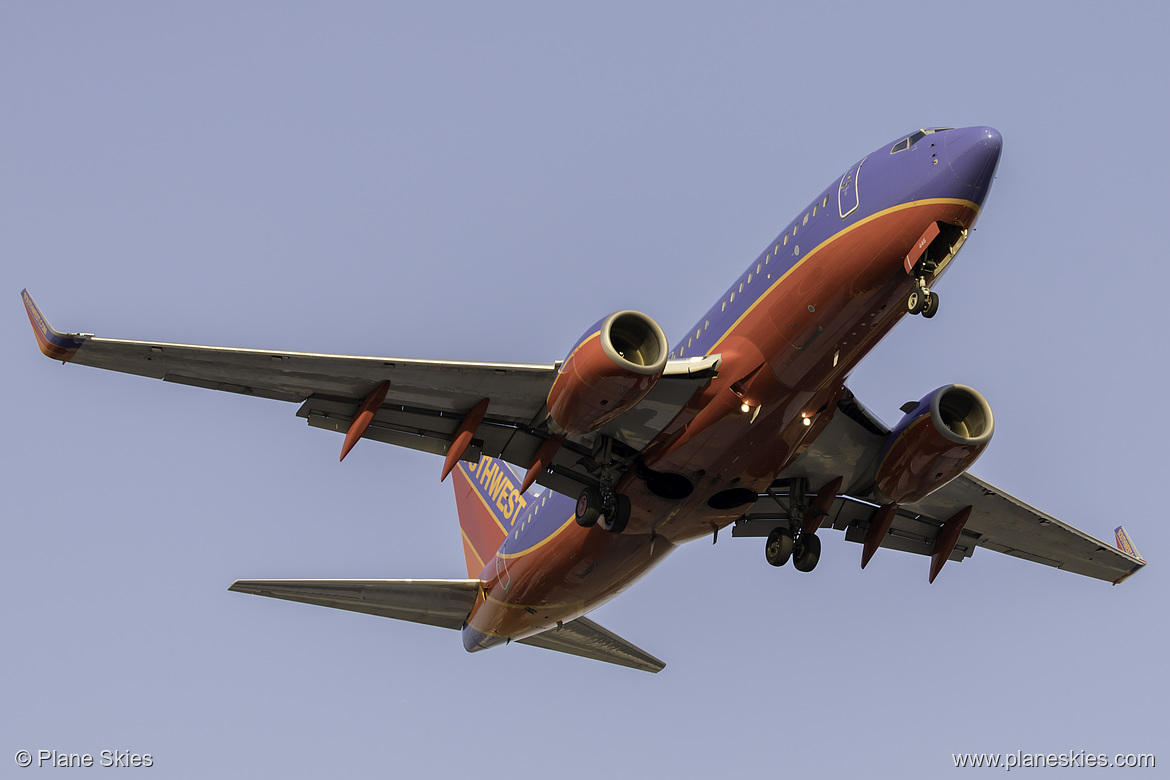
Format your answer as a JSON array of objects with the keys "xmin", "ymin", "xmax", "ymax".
[
  {"xmin": 463, "ymin": 462, "xmax": 578, "ymax": 560},
  {"xmin": 707, "ymin": 198, "xmax": 980, "ymax": 355},
  {"xmin": 496, "ymin": 514, "xmax": 578, "ymax": 560}
]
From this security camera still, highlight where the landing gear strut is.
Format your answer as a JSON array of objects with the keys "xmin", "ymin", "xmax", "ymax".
[
  {"xmin": 761, "ymin": 478, "xmax": 822, "ymax": 572},
  {"xmin": 575, "ymin": 487, "xmax": 631, "ymax": 533},
  {"xmin": 907, "ymin": 278, "xmax": 939, "ymax": 318}
]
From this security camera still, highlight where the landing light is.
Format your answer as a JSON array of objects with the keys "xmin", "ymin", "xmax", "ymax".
[
  {"xmin": 801, "ymin": 414, "xmax": 812, "ymax": 427},
  {"xmin": 740, "ymin": 403, "xmax": 752, "ymax": 414}
]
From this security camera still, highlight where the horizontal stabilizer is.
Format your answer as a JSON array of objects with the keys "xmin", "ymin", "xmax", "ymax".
[
  {"xmin": 230, "ymin": 579, "xmax": 664, "ymax": 671},
  {"xmin": 228, "ymin": 579, "xmax": 480, "ymax": 630},
  {"xmin": 519, "ymin": 616, "xmax": 665, "ymax": 673}
]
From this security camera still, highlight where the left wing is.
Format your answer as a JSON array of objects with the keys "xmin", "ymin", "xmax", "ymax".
[
  {"xmin": 22, "ymin": 290, "xmax": 717, "ymax": 495},
  {"xmin": 23, "ymin": 289, "xmax": 556, "ymax": 417}
]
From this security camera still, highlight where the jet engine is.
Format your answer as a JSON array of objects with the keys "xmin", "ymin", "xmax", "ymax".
[
  {"xmin": 546, "ymin": 310, "xmax": 669, "ymax": 435},
  {"xmin": 871, "ymin": 384, "xmax": 994, "ymax": 504}
]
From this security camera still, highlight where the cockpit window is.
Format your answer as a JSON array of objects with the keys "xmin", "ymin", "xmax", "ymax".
[{"xmin": 891, "ymin": 127, "xmax": 954, "ymax": 154}]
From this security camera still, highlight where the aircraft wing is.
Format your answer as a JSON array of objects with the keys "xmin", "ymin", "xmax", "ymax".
[
  {"xmin": 22, "ymin": 290, "xmax": 717, "ymax": 496},
  {"xmin": 229, "ymin": 578, "xmax": 664, "ymax": 672},
  {"xmin": 902, "ymin": 472, "xmax": 1143, "ymax": 582},
  {"xmin": 741, "ymin": 387, "xmax": 1146, "ymax": 584}
]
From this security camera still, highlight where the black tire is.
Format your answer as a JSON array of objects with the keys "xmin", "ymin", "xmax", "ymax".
[
  {"xmin": 793, "ymin": 533, "xmax": 821, "ymax": 572},
  {"xmin": 907, "ymin": 289, "xmax": 925, "ymax": 315},
  {"xmin": 575, "ymin": 487, "xmax": 603, "ymax": 528},
  {"xmin": 765, "ymin": 527, "xmax": 794, "ymax": 567},
  {"xmin": 922, "ymin": 291, "xmax": 939, "ymax": 319},
  {"xmin": 600, "ymin": 493, "xmax": 631, "ymax": 533}
]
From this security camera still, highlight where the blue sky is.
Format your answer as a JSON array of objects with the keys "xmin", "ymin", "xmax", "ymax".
[{"xmin": 4, "ymin": 3, "xmax": 1167, "ymax": 777}]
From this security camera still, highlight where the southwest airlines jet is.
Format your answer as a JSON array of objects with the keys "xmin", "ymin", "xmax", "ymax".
[{"xmin": 24, "ymin": 126, "xmax": 1145, "ymax": 672}]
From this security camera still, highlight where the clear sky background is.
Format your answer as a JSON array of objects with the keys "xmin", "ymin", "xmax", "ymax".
[{"xmin": 4, "ymin": 3, "xmax": 1167, "ymax": 777}]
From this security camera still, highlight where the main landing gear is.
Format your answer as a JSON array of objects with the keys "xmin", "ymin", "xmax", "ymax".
[
  {"xmin": 575, "ymin": 486, "xmax": 631, "ymax": 533},
  {"xmin": 764, "ymin": 527, "xmax": 821, "ymax": 572},
  {"xmin": 906, "ymin": 278, "xmax": 939, "ymax": 319}
]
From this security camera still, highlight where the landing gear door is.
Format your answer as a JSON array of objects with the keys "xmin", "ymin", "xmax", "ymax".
[{"xmin": 837, "ymin": 157, "xmax": 865, "ymax": 219}]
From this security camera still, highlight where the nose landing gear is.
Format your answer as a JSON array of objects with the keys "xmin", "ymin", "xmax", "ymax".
[{"xmin": 907, "ymin": 278, "xmax": 939, "ymax": 319}]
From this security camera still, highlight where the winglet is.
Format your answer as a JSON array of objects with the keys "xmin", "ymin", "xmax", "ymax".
[
  {"xmin": 1112, "ymin": 526, "xmax": 1146, "ymax": 585},
  {"xmin": 21, "ymin": 289, "xmax": 84, "ymax": 363},
  {"xmin": 1114, "ymin": 526, "xmax": 1144, "ymax": 562}
]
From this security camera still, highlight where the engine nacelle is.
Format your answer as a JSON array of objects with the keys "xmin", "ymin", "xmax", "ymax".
[
  {"xmin": 546, "ymin": 310, "xmax": 669, "ymax": 435},
  {"xmin": 871, "ymin": 384, "xmax": 994, "ymax": 505}
]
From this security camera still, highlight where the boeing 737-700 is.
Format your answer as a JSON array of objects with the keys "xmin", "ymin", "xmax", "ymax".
[{"xmin": 24, "ymin": 126, "xmax": 1145, "ymax": 672}]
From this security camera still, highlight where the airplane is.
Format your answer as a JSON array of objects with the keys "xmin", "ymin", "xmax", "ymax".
[{"xmin": 23, "ymin": 125, "xmax": 1146, "ymax": 673}]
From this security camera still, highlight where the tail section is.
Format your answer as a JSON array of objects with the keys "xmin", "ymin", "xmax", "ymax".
[{"xmin": 450, "ymin": 456, "xmax": 536, "ymax": 578}]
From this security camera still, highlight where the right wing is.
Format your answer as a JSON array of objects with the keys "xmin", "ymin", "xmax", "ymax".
[
  {"xmin": 740, "ymin": 387, "xmax": 1146, "ymax": 584},
  {"xmin": 904, "ymin": 472, "xmax": 1144, "ymax": 583},
  {"xmin": 22, "ymin": 290, "xmax": 717, "ymax": 496}
]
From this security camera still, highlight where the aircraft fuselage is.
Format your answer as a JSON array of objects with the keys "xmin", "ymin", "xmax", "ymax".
[{"xmin": 464, "ymin": 127, "xmax": 1003, "ymax": 652}]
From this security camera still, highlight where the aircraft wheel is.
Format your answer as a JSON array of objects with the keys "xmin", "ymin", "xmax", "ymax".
[
  {"xmin": 600, "ymin": 494, "xmax": 631, "ymax": 533},
  {"xmin": 765, "ymin": 527, "xmax": 794, "ymax": 567},
  {"xmin": 907, "ymin": 289, "xmax": 925, "ymax": 315},
  {"xmin": 793, "ymin": 533, "xmax": 821, "ymax": 572},
  {"xmin": 575, "ymin": 487, "xmax": 603, "ymax": 528},
  {"xmin": 921, "ymin": 291, "xmax": 939, "ymax": 319}
]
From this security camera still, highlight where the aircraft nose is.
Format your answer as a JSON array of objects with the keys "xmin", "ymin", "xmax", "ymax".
[{"xmin": 944, "ymin": 126, "xmax": 1001, "ymax": 202}]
